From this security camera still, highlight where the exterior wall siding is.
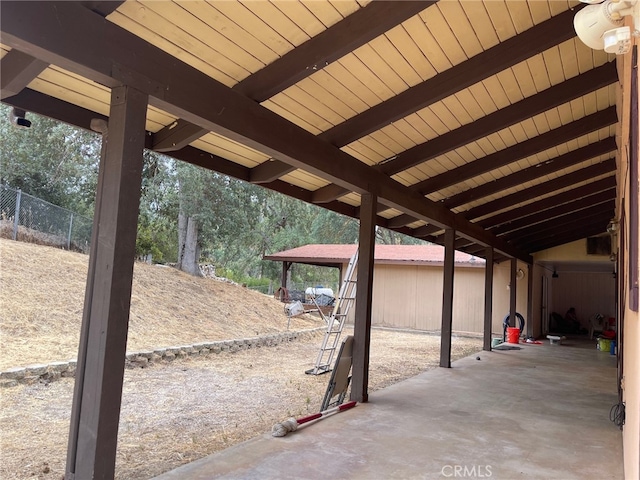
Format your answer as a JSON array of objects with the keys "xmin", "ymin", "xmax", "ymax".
[{"xmin": 347, "ymin": 263, "xmax": 486, "ymax": 333}]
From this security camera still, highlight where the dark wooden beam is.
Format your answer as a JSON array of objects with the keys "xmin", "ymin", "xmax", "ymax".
[
  {"xmin": 463, "ymin": 160, "xmax": 616, "ymax": 221},
  {"xmin": 312, "ymin": 183, "xmax": 351, "ymax": 204},
  {"xmin": 524, "ymin": 223, "xmax": 608, "ymax": 253},
  {"xmin": 0, "ymin": 1, "xmax": 532, "ymax": 263},
  {"xmin": 379, "ymin": 62, "xmax": 618, "ymax": 176},
  {"xmin": 66, "ymin": 85, "xmax": 148, "ymax": 480},
  {"xmin": 483, "ymin": 246, "xmax": 494, "ymax": 352},
  {"xmin": 515, "ymin": 218, "xmax": 612, "ymax": 254},
  {"xmin": 0, "ymin": 49, "xmax": 48, "ymax": 99},
  {"xmin": 443, "ymin": 138, "xmax": 616, "ymax": 209},
  {"xmin": 492, "ymin": 195, "xmax": 616, "ymax": 237},
  {"xmin": 0, "ymin": 88, "xmax": 360, "ymax": 237},
  {"xmin": 233, "ymin": 1, "xmax": 434, "ymax": 102},
  {"xmin": 80, "ymin": 1, "xmax": 123, "ymax": 17},
  {"xmin": 320, "ymin": 7, "xmax": 582, "ymax": 147},
  {"xmin": 477, "ymin": 178, "xmax": 616, "ymax": 230},
  {"xmin": 2, "ymin": 87, "xmax": 108, "ymax": 129},
  {"xmin": 439, "ymin": 228, "xmax": 455, "ymax": 368},
  {"xmin": 249, "ymin": 159, "xmax": 296, "ymax": 184},
  {"xmin": 387, "ymin": 213, "xmax": 416, "ymax": 229},
  {"xmin": 351, "ymin": 193, "xmax": 377, "ymax": 403},
  {"xmin": 151, "ymin": 119, "xmax": 207, "ymax": 152},
  {"xmin": 420, "ymin": 109, "xmax": 618, "ymax": 198},
  {"xmin": 510, "ymin": 208, "xmax": 613, "ymax": 247}
]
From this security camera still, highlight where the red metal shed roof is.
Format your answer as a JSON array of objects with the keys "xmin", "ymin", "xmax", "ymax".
[{"xmin": 264, "ymin": 244, "xmax": 485, "ymax": 267}]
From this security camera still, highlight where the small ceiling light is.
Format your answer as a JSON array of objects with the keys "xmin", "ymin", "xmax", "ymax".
[
  {"xmin": 574, "ymin": 0, "xmax": 639, "ymax": 55},
  {"xmin": 607, "ymin": 218, "xmax": 619, "ymax": 234}
]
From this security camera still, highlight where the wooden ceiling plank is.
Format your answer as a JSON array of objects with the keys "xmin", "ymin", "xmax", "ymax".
[
  {"xmin": 411, "ymin": 107, "xmax": 617, "ymax": 196},
  {"xmin": 385, "ymin": 22, "xmax": 436, "ymax": 82},
  {"xmin": 464, "ymin": 160, "xmax": 616, "ymax": 221},
  {"xmin": 211, "ymin": 2, "xmax": 291, "ymax": 56},
  {"xmin": 144, "ymin": 1, "xmax": 264, "ymax": 74},
  {"xmin": 368, "ymin": 33, "xmax": 422, "ymax": 88},
  {"xmin": 477, "ymin": 177, "xmax": 616, "ymax": 229},
  {"xmin": 108, "ymin": 9, "xmax": 236, "ymax": 86},
  {"xmin": 179, "ymin": 2, "xmax": 278, "ymax": 66},
  {"xmin": 484, "ymin": 1, "xmax": 517, "ymax": 42},
  {"xmin": 379, "ymin": 61, "xmax": 618, "ymax": 176},
  {"xmin": 438, "ymin": 1, "xmax": 482, "ymax": 59},
  {"xmin": 233, "ymin": 1, "xmax": 433, "ymax": 102},
  {"xmin": 320, "ymin": 7, "xmax": 581, "ymax": 148},
  {"xmin": 0, "ymin": 49, "xmax": 48, "ymax": 99},
  {"xmin": 272, "ymin": 1, "xmax": 327, "ymax": 38}
]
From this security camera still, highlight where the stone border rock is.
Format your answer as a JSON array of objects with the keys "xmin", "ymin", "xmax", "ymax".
[{"xmin": 0, "ymin": 327, "xmax": 325, "ymax": 388}]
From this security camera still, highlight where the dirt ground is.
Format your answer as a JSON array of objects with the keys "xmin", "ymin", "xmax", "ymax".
[
  {"xmin": 0, "ymin": 328, "xmax": 481, "ymax": 480},
  {"xmin": 0, "ymin": 239, "xmax": 482, "ymax": 479}
]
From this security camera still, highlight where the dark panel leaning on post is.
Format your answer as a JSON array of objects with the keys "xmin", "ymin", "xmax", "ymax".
[
  {"xmin": 440, "ymin": 228, "xmax": 455, "ymax": 368},
  {"xmin": 65, "ymin": 85, "xmax": 148, "ymax": 480},
  {"xmin": 351, "ymin": 193, "xmax": 377, "ymax": 403},
  {"xmin": 483, "ymin": 247, "xmax": 494, "ymax": 351},
  {"xmin": 527, "ymin": 265, "xmax": 534, "ymax": 339}
]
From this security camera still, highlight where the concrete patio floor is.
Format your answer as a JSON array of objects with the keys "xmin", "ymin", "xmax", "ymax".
[{"xmin": 154, "ymin": 336, "xmax": 623, "ymax": 479}]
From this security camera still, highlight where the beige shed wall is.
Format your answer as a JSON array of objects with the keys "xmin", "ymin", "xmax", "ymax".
[{"xmin": 347, "ymin": 263, "xmax": 486, "ymax": 333}]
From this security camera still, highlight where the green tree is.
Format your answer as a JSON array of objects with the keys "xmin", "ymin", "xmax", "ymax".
[{"xmin": 0, "ymin": 105, "xmax": 100, "ymax": 215}]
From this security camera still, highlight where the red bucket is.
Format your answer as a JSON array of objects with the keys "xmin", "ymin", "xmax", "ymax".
[{"xmin": 507, "ymin": 327, "xmax": 520, "ymax": 344}]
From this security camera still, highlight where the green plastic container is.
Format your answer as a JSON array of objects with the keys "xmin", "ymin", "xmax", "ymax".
[{"xmin": 598, "ymin": 338, "xmax": 611, "ymax": 352}]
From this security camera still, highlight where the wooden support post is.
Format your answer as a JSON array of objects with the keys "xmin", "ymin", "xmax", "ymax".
[
  {"xmin": 281, "ymin": 261, "xmax": 290, "ymax": 290},
  {"xmin": 483, "ymin": 247, "xmax": 494, "ymax": 351},
  {"xmin": 526, "ymin": 264, "xmax": 534, "ymax": 338},
  {"xmin": 440, "ymin": 228, "xmax": 455, "ymax": 368},
  {"xmin": 351, "ymin": 193, "xmax": 376, "ymax": 403},
  {"xmin": 66, "ymin": 85, "xmax": 148, "ymax": 480},
  {"xmin": 509, "ymin": 258, "xmax": 517, "ymax": 327}
]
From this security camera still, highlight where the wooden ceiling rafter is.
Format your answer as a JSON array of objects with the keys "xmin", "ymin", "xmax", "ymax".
[
  {"xmin": 0, "ymin": 49, "xmax": 48, "ymax": 99},
  {"xmin": 476, "ymin": 177, "xmax": 617, "ymax": 229},
  {"xmin": 504, "ymin": 203, "xmax": 615, "ymax": 244},
  {"xmin": 319, "ymin": 7, "xmax": 582, "ymax": 147},
  {"xmin": 462, "ymin": 159, "xmax": 616, "ymax": 221},
  {"xmin": 404, "ymin": 167, "xmax": 617, "ymax": 239},
  {"xmin": 525, "ymin": 223, "xmax": 611, "ymax": 253},
  {"xmin": 1, "ymin": 1, "xmax": 532, "ymax": 261},
  {"xmin": 490, "ymin": 193, "xmax": 616, "ymax": 237},
  {"xmin": 148, "ymin": 1, "xmax": 436, "ymax": 170},
  {"xmin": 312, "ymin": 61, "xmax": 618, "ymax": 203},
  {"xmin": 517, "ymin": 218, "xmax": 612, "ymax": 252},
  {"xmin": 442, "ymin": 137, "xmax": 617, "ymax": 209},
  {"xmin": 232, "ymin": 1, "xmax": 435, "ymax": 103},
  {"xmin": 415, "ymin": 107, "xmax": 618, "ymax": 196}
]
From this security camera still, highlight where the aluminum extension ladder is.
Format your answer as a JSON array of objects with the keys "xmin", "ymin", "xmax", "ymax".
[{"xmin": 306, "ymin": 250, "xmax": 358, "ymax": 375}]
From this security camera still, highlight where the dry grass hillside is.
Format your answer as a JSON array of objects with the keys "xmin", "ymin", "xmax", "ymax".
[{"xmin": 0, "ymin": 238, "xmax": 323, "ymax": 370}]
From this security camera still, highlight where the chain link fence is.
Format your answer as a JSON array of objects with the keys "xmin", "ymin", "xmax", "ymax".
[{"xmin": 0, "ymin": 184, "xmax": 93, "ymax": 253}]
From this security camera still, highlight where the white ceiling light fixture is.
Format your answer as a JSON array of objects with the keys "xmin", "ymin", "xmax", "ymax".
[{"xmin": 574, "ymin": 0, "xmax": 639, "ymax": 55}]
